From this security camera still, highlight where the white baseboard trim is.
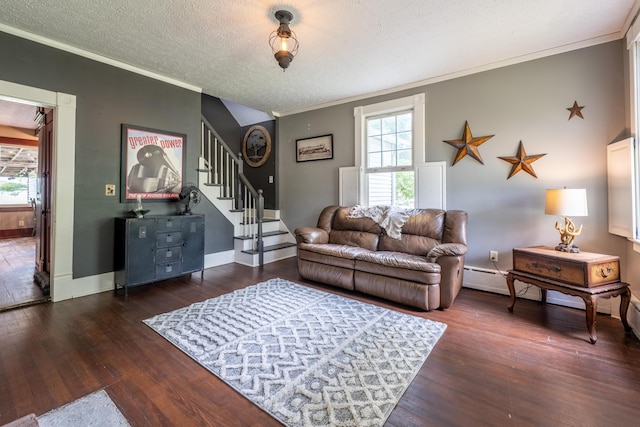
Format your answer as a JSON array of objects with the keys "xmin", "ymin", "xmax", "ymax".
[
  {"xmin": 204, "ymin": 250, "xmax": 235, "ymax": 268},
  {"xmin": 462, "ymin": 265, "xmax": 612, "ymax": 314},
  {"xmin": 51, "ymin": 251, "xmax": 236, "ymax": 302},
  {"xmin": 52, "ymin": 271, "xmax": 114, "ymax": 302}
]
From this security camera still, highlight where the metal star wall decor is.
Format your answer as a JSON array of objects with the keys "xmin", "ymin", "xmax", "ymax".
[
  {"xmin": 567, "ymin": 101, "xmax": 585, "ymax": 120},
  {"xmin": 498, "ymin": 141, "xmax": 546, "ymax": 179},
  {"xmin": 443, "ymin": 121, "xmax": 494, "ymax": 165}
]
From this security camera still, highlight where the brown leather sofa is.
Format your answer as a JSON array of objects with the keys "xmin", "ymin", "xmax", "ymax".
[{"xmin": 294, "ymin": 206, "xmax": 468, "ymax": 311}]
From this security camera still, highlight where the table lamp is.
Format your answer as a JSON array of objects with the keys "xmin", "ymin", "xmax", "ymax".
[{"xmin": 544, "ymin": 188, "xmax": 588, "ymax": 253}]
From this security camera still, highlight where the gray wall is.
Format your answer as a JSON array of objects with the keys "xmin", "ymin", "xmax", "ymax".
[
  {"xmin": 0, "ymin": 31, "xmax": 233, "ymax": 279},
  {"xmin": 278, "ymin": 41, "xmax": 634, "ymax": 291}
]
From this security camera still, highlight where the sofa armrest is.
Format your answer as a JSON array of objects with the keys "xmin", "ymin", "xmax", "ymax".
[
  {"xmin": 427, "ymin": 243, "xmax": 468, "ymax": 261},
  {"xmin": 294, "ymin": 227, "xmax": 329, "ymax": 244}
]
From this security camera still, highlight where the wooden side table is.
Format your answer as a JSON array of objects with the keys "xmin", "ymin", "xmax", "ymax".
[{"xmin": 506, "ymin": 246, "xmax": 631, "ymax": 344}]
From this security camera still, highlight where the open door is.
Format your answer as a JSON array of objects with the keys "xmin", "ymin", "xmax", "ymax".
[{"xmin": 34, "ymin": 108, "xmax": 53, "ymax": 294}]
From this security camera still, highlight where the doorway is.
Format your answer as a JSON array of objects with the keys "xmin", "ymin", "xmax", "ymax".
[
  {"xmin": 0, "ymin": 80, "xmax": 77, "ymax": 303},
  {"xmin": 0, "ymin": 99, "xmax": 50, "ymax": 310}
]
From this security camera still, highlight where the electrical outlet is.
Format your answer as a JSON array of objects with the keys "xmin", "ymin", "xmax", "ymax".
[
  {"xmin": 489, "ymin": 250, "xmax": 498, "ymax": 262},
  {"xmin": 18, "ymin": 220, "xmax": 25, "ymax": 227}
]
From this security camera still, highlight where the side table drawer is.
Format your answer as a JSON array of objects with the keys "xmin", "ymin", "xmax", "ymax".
[{"xmin": 513, "ymin": 247, "xmax": 619, "ymax": 287}]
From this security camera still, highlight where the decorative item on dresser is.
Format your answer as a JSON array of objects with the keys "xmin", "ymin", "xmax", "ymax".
[
  {"xmin": 506, "ymin": 246, "xmax": 631, "ymax": 344},
  {"xmin": 114, "ymin": 215, "xmax": 204, "ymax": 296}
]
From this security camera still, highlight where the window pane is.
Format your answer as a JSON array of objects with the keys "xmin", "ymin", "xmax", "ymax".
[
  {"xmin": 394, "ymin": 171, "xmax": 414, "ymax": 208},
  {"xmin": 367, "ymin": 173, "xmax": 392, "ymax": 206},
  {"xmin": 382, "ymin": 151, "xmax": 395, "ymax": 167},
  {"xmin": 397, "ymin": 149, "xmax": 412, "ymax": 166},
  {"xmin": 382, "ymin": 134, "xmax": 396, "ymax": 151},
  {"xmin": 381, "ymin": 116, "xmax": 396, "ymax": 134},
  {"xmin": 397, "ymin": 131, "xmax": 411, "ymax": 149},
  {"xmin": 0, "ymin": 176, "xmax": 32, "ymax": 205},
  {"xmin": 397, "ymin": 113, "xmax": 412, "ymax": 132},
  {"xmin": 368, "ymin": 152, "xmax": 382, "ymax": 168},
  {"xmin": 367, "ymin": 118, "xmax": 381, "ymax": 136},
  {"xmin": 367, "ymin": 136, "xmax": 381, "ymax": 153},
  {"xmin": 366, "ymin": 171, "xmax": 414, "ymax": 208}
]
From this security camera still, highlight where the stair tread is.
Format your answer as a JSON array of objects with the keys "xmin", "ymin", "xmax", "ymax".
[
  {"xmin": 240, "ymin": 218, "xmax": 280, "ymax": 224},
  {"xmin": 218, "ymin": 197, "xmax": 233, "ymax": 200},
  {"xmin": 204, "ymin": 183, "xmax": 222, "ymax": 187},
  {"xmin": 241, "ymin": 242, "xmax": 296, "ymax": 255},
  {"xmin": 234, "ymin": 230, "xmax": 288, "ymax": 240}
]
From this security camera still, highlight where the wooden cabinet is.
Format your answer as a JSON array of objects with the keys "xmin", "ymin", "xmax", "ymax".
[
  {"xmin": 114, "ymin": 215, "xmax": 204, "ymax": 295},
  {"xmin": 512, "ymin": 246, "xmax": 620, "ymax": 288},
  {"xmin": 507, "ymin": 246, "xmax": 630, "ymax": 344}
]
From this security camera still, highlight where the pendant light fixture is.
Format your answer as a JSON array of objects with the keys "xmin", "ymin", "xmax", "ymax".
[{"xmin": 269, "ymin": 10, "xmax": 299, "ymax": 71}]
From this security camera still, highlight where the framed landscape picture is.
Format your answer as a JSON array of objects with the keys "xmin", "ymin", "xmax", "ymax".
[
  {"xmin": 296, "ymin": 134, "xmax": 333, "ymax": 162},
  {"xmin": 121, "ymin": 124, "xmax": 186, "ymax": 201}
]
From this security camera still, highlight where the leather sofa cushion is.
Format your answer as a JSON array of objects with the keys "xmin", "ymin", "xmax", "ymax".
[
  {"xmin": 354, "ymin": 271, "xmax": 440, "ymax": 310},
  {"xmin": 329, "ymin": 207, "xmax": 381, "ymax": 251},
  {"xmin": 378, "ymin": 209, "xmax": 445, "ymax": 255},
  {"xmin": 298, "ymin": 243, "xmax": 373, "ymax": 270},
  {"xmin": 355, "ymin": 251, "xmax": 441, "ymax": 284},
  {"xmin": 298, "ymin": 259, "xmax": 355, "ymax": 290}
]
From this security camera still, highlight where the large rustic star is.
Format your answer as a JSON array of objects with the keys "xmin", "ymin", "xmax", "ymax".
[
  {"xmin": 443, "ymin": 121, "xmax": 494, "ymax": 165},
  {"xmin": 567, "ymin": 101, "xmax": 584, "ymax": 120},
  {"xmin": 498, "ymin": 141, "xmax": 546, "ymax": 179}
]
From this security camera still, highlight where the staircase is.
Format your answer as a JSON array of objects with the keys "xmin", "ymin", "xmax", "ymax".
[{"xmin": 198, "ymin": 117, "xmax": 296, "ymax": 267}]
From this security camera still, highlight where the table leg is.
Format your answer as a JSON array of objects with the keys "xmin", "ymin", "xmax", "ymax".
[
  {"xmin": 620, "ymin": 287, "xmax": 632, "ymax": 332},
  {"xmin": 583, "ymin": 295, "xmax": 598, "ymax": 344},
  {"xmin": 506, "ymin": 273, "xmax": 516, "ymax": 312},
  {"xmin": 540, "ymin": 288, "xmax": 547, "ymax": 305}
]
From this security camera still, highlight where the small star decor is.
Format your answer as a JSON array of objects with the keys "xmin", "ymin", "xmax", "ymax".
[
  {"xmin": 498, "ymin": 141, "xmax": 546, "ymax": 179},
  {"xmin": 443, "ymin": 121, "xmax": 494, "ymax": 165},
  {"xmin": 567, "ymin": 101, "xmax": 584, "ymax": 120}
]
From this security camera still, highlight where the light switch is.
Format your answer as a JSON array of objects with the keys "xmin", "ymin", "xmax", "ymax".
[
  {"xmin": 269, "ymin": 175, "xmax": 274, "ymax": 184},
  {"xmin": 105, "ymin": 184, "xmax": 116, "ymax": 196}
]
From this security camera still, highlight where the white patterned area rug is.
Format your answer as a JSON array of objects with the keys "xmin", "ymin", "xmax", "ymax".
[
  {"xmin": 37, "ymin": 390, "xmax": 130, "ymax": 427},
  {"xmin": 143, "ymin": 278, "xmax": 446, "ymax": 427}
]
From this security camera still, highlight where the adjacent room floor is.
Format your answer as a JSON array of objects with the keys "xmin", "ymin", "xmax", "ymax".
[
  {"xmin": 1, "ymin": 257, "xmax": 639, "ymax": 426},
  {"xmin": 0, "ymin": 236, "xmax": 48, "ymax": 311}
]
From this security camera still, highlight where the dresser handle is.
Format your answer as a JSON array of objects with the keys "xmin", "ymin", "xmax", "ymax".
[
  {"xmin": 599, "ymin": 267, "xmax": 612, "ymax": 278},
  {"xmin": 532, "ymin": 261, "xmax": 561, "ymax": 273}
]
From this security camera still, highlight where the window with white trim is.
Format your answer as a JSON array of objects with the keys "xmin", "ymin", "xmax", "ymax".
[
  {"xmin": 354, "ymin": 94, "xmax": 426, "ymax": 208},
  {"xmin": 365, "ymin": 110, "xmax": 414, "ymax": 207}
]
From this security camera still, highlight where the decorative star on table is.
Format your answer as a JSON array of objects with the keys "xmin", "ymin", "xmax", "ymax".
[
  {"xmin": 443, "ymin": 121, "xmax": 494, "ymax": 165},
  {"xmin": 567, "ymin": 101, "xmax": 584, "ymax": 120},
  {"xmin": 498, "ymin": 141, "xmax": 546, "ymax": 179}
]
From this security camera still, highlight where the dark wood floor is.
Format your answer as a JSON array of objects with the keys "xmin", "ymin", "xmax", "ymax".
[
  {"xmin": 0, "ymin": 237, "xmax": 47, "ymax": 311},
  {"xmin": 1, "ymin": 257, "xmax": 639, "ymax": 426}
]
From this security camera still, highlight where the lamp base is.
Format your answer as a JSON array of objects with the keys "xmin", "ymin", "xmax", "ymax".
[{"xmin": 555, "ymin": 243, "xmax": 580, "ymax": 253}]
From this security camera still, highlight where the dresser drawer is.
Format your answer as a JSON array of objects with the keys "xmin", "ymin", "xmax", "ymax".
[
  {"xmin": 157, "ymin": 245, "xmax": 181, "ymax": 263},
  {"xmin": 513, "ymin": 247, "xmax": 619, "ymax": 288},
  {"xmin": 157, "ymin": 231, "xmax": 181, "ymax": 248},
  {"xmin": 156, "ymin": 261, "xmax": 182, "ymax": 279},
  {"xmin": 157, "ymin": 217, "xmax": 182, "ymax": 232}
]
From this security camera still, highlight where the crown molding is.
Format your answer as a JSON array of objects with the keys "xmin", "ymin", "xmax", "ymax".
[{"xmin": 0, "ymin": 24, "xmax": 202, "ymax": 93}]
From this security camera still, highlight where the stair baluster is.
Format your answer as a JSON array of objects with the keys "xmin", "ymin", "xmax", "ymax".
[{"xmin": 200, "ymin": 116, "xmax": 265, "ymax": 265}]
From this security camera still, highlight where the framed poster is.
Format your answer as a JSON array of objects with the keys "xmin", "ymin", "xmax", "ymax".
[
  {"xmin": 121, "ymin": 124, "xmax": 186, "ymax": 201},
  {"xmin": 296, "ymin": 134, "xmax": 333, "ymax": 162}
]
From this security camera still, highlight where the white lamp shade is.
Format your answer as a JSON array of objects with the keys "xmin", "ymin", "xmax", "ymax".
[{"xmin": 545, "ymin": 188, "xmax": 588, "ymax": 217}]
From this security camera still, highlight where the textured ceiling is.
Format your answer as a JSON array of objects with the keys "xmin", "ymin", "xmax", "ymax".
[{"xmin": 0, "ymin": 0, "xmax": 636, "ymax": 116}]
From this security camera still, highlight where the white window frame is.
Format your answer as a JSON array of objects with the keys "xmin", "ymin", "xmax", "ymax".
[
  {"xmin": 622, "ymin": 19, "xmax": 640, "ymax": 251},
  {"xmin": 353, "ymin": 94, "xmax": 425, "ymax": 206}
]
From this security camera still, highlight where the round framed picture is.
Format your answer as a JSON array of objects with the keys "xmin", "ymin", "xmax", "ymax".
[{"xmin": 242, "ymin": 125, "xmax": 272, "ymax": 168}]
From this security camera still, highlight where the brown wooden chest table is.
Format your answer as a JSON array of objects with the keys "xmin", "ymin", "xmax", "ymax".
[{"xmin": 507, "ymin": 246, "xmax": 631, "ymax": 344}]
